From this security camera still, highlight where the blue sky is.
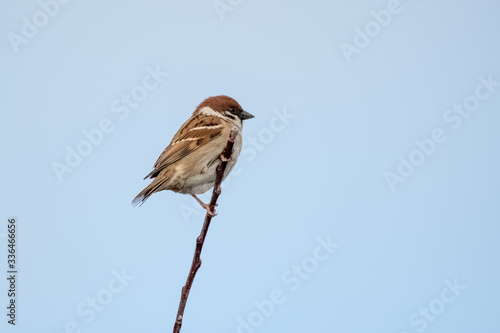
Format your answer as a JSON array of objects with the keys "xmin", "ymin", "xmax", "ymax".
[{"xmin": 1, "ymin": 0, "xmax": 500, "ymax": 332}]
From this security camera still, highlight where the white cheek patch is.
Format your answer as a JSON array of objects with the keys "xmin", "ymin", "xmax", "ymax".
[
  {"xmin": 199, "ymin": 106, "xmax": 224, "ymax": 118},
  {"xmin": 198, "ymin": 106, "xmax": 242, "ymax": 128}
]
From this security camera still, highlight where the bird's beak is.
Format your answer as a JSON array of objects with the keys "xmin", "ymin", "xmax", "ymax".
[{"xmin": 239, "ymin": 110, "xmax": 255, "ymax": 120}]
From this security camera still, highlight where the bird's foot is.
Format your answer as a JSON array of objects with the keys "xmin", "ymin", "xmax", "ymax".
[
  {"xmin": 220, "ymin": 153, "xmax": 235, "ymax": 163},
  {"xmin": 191, "ymin": 194, "xmax": 218, "ymax": 217},
  {"xmin": 192, "ymin": 194, "xmax": 217, "ymax": 217},
  {"xmin": 201, "ymin": 203, "xmax": 217, "ymax": 217}
]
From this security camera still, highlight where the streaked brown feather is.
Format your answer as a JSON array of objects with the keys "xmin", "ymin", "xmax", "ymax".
[{"xmin": 144, "ymin": 116, "xmax": 223, "ymax": 179}]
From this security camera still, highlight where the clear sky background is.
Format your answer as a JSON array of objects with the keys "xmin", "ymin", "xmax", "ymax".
[{"xmin": 1, "ymin": 0, "xmax": 499, "ymax": 332}]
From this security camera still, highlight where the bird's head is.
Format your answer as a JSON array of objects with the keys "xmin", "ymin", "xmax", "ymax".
[{"xmin": 195, "ymin": 95, "xmax": 254, "ymax": 123}]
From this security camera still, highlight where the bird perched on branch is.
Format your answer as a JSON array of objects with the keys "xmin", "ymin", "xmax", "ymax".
[{"xmin": 132, "ymin": 95, "xmax": 254, "ymax": 215}]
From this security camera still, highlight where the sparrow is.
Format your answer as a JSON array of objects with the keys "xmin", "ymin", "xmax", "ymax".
[{"xmin": 132, "ymin": 95, "xmax": 254, "ymax": 214}]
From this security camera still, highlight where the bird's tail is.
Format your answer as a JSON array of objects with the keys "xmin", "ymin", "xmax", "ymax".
[{"xmin": 131, "ymin": 179, "xmax": 163, "ymax": 207}]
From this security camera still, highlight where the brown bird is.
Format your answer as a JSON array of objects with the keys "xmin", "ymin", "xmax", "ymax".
[{"xmin": 132, "ymin": 95, "xmax": 254, "ymax": 214}]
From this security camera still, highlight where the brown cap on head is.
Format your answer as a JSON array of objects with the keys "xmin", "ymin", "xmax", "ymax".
[{"xmin": 196, "ymin": 95, "xmax": 243, "ymax": 112}]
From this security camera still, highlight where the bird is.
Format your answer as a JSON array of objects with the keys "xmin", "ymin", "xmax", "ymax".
[{"xmin": 132, "ymin": 95, "xmax": 254, "ymax": 215}]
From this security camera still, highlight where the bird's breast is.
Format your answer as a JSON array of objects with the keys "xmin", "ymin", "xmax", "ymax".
[{"xmin": 176, "ymin": 130, "xmax": 242, "ymax": 194}]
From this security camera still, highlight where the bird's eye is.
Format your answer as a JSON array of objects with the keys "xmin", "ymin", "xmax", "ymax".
[{"xmin": 229, "ymin": 107, "xmax": 238, "ymax": 114}]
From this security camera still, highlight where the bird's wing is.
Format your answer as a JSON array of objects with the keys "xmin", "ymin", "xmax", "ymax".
[{"xmin": 144, "ymin": 116, "xmax": 224, "ymax": 179}]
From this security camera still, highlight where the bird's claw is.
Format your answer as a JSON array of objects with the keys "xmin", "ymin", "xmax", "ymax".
[
  {"xmin": 220, "ymin": 153, "xmax": 234, "ymax": 163},
  {"xmin": 201, "ymin": 203, "xmax": 217, "ymax": 217},
  {"xmin": 192, "ymin": 194, "xmax": 218, "ymax": 216}
]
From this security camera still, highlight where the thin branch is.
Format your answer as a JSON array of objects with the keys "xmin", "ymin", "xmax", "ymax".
[{"xmin": 172, "ymin": 128, "xmax": 238, "ymax": 333}]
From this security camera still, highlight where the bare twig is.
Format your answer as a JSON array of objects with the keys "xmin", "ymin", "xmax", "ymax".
[{"xmin": 172, "ymin": 128, "xmax": 238, "ymax": 333}]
